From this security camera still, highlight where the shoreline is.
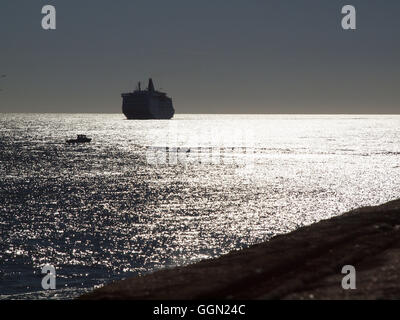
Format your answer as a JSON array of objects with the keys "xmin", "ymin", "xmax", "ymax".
[{"xmin": 80, "ymin": 199, "xmax": 400, "ymax": 300}]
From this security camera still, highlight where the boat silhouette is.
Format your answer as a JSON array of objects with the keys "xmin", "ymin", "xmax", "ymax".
[
  {"xmin": 121, "ymin": 78, "xmax": 174, "ymax": 119},
  {"xmin": 66, "ymin": 134, "xmax": 92, "ymax": 144}
]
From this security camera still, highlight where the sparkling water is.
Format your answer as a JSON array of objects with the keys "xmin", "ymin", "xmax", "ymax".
[{"xmin": 1, "ymin": 114, "xmax": 399, "ymax": 299}]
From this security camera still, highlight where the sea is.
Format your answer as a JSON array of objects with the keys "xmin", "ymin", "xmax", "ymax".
[{"xmin": 1, "ymin": 113, "xmax": 399, "ymax": 299}]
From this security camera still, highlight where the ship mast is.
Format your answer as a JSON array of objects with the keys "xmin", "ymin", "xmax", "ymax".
[{"xmin": 148, "ymin": 78, "xmax": 155, "ymax": 92}]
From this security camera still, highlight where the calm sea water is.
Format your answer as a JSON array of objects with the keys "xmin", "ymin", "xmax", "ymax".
[{"xmin": 1, "ymin": 114, "xmax": 399, "ymax": 299}]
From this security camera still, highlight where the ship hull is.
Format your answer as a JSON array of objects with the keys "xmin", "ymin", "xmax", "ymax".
[{"xmin": 122, "ymin": 94, "xmax": 174, "ymax": 120}]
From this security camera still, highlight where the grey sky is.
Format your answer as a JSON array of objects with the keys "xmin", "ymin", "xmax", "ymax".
[{"xmin": 0, "ymin": 0, "xmax": 399, "ymax": 113}]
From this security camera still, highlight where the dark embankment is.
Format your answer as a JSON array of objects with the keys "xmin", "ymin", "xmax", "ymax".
[{"xmin": 80, "ymin": 199, "xmax": 400, "ymax": 300}]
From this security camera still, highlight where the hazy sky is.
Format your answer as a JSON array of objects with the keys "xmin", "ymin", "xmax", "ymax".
[{"xmin": 0, "ymin": 0, "xmax": 399, "ymax": 113}]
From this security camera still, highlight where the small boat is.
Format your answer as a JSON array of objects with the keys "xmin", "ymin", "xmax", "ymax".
[{"xmin": 66, "ymin": 134, "xmax": 92, "ymax": 144}]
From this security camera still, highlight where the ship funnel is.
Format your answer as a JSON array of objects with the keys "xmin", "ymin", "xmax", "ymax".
[{"xmin": 148, "ymin": 78, "xmax": 155, "ymax": 92}]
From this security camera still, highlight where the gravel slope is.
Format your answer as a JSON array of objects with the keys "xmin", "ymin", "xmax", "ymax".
[{"xmin": 80, "ymin": 199, "xmax": 400, "ymax": 300}]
